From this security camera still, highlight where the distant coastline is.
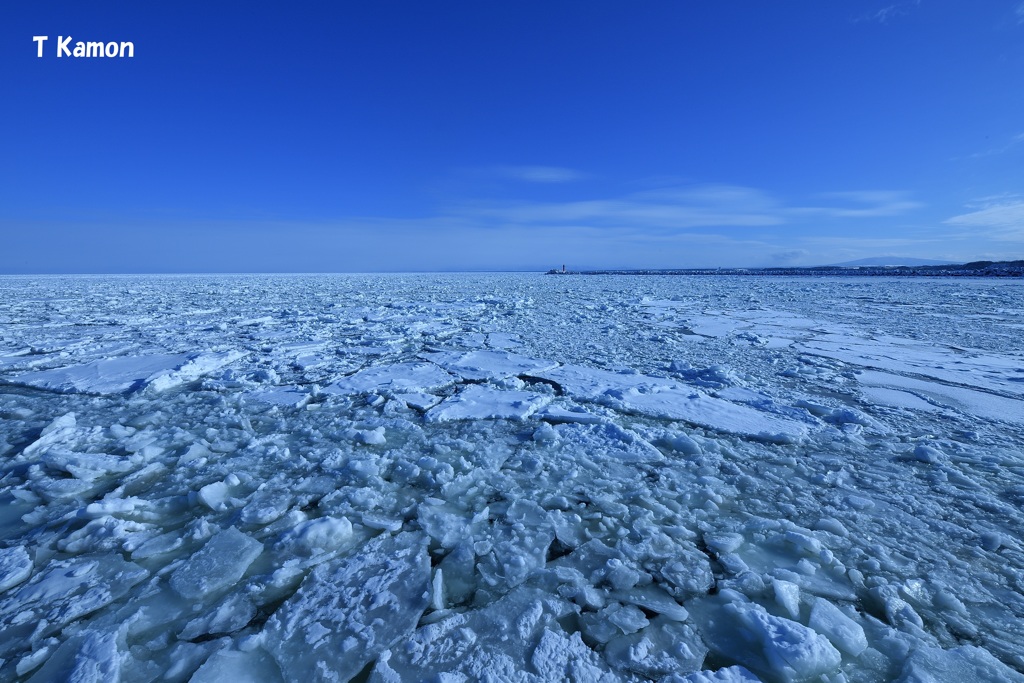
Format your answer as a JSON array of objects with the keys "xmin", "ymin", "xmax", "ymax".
[{"xmin": 547, "ymin": 260, "xmax": 1024, "ymax": 278}]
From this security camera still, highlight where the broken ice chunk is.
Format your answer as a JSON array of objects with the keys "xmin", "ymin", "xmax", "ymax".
[
  {"xmin": 537, "ymin": 404, "xmax": 607, "ymax": 425},
  {"xmin": 239, "ymin": 490, "xmax": 293, "ymax": 526},
  {"xmin": 169, "ymin": 527, "xmax": 263, "ymax": 601},
  {"xmin": 30, "ymin": 476, "xmax": 102, "ymax": 504},
  {"xmin": 197, "ymin": 476, "xmax": 247, "ymax": 512},
  {"xmin": 0, "ymin": 555, "xmax": 147, "ymax": 659},
  {"xmin": 666, "ymin": 666, "xmax": 762, "ymax": 682},
  {"xmin": 425, "ymin": 384, "xmax": 552, "ymax": 422},
  {"xmin": 130, "ymin": 530, "xmax": 185, "ymax": 560},
  {"xmin": 41, "ymin": 412, "xmax": 77, "ymax": 436},
  {"xmin": 0, "ymin": 546, "xmax": 33, "ymax": 592},
  {"xmin": 276, "ymin": 516, "xmax": 354, "ymax": 558},
  {"xmin": 24, "ymin": 630, "xmax": 120, "ymax": 683},
  {"xmin": 782, "ymin": 530, "xmax": 823, "ymax": 556},
  {"xmin": 773, "ymin": 579, "xmax": 801, "ymax": 620},
  {"xmin": 896, "ymin": 644, "xmax": 1024, "ymax": 682},
  {"xmin": 13, "ymin": 354, "xmax": 188, "ymax": 394},
  {"xmin": 477, "ymin": 523, "xmax": 554, "ymax": 591},
  {"xmin": 533, "ymin": 364, "xmax": 812, "ymax": 441},
  {"xmin": 393, "ymin": 392, "xmax": 441, "ymax": 411},
  {"xmin": 562, "ymin": 422, "xmax": 665, "ymax": 463},
  {"xmin": 264, "ymin": 532, "xmax": 431, "ymax": 682},
  {"xmin": 606, "ymin": 602, "xmax": 650, "ymax": 634},
  {"xmin": 605, "ymin": 616, "xmax": 707, "ymax": 678},
  {"xmin": 12, "ymin": 351, "xmax": 243, "ymax": 395},
  {"xmin": 145, "ymin": 350, "xmax": 247, "ymax": 392},
  {"xmin": 699, "ymin": 599, "xmax": 842, "ymax": 683},
  {"xmin": 369, "ymin": 586, "xmax": 616, "ymax": 682},
  {"xmin": 610, "ymin": 584, "xmax": 690, "ymax": 622},
  {"xmin": 807, "ymin": 597, "xmax": 867, "ymax": 657},
  {"xmin": 178, "ymin": 592, "xmax": 257, "ymax": 640},
  {"xmin": 658, "ymin": 550, "xmax": 715, "ymax": 599},
  {"xmin": 245, "ymin": 386, "xmax": 310, "ymax": 408},
  {"xmin": 345, "ymin": 425, "xmax": 387, "ymax": 445},
  {"xmin": 189, "ymin": 648, "xmax": 284, "ymax": 683},
  {"xmin": 40, "ymin": 449, "xmax": 135, "ymax": 482},
  {"xmin": 705, "ymin": 532, "xmax": 745, "ymax": 556},
  {"xmin": 422, "ymin": 349, "xmax": 558, "ymax": 381},
  {"xmin": 322, "ymin": 362, "xmax": 455, "ymax": 395},
  {"xmin": 418, "ymin": 502, "xmax": 473, "ymax": 550}
]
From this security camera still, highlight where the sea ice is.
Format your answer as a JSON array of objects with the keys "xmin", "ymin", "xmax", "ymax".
[
  {"xmin": 1, "ymin": 273, "xmax": 1022, "ymax": 682},
  {"xmin": 697, "ymin": 598, "xmax": 842, "ymax": 682},
  {"xmin": 855, "ymin": 369, "xmax": 1024, "ymax": 424},
  {"xmin": 169, "ymin": 527, "xmax": 263, "ymax": 600},
  {"xmin": 370, "ymin": 587, "xmax": 617, "ymax": 682},
  {"xmin": 896, "ymin": 644, "xmax": 1024, "ymax": 683},
  {"xmin": 0, "ymin": 546, "xmax": 33, "ymax": 592},
  {"xmin": 263, "ymin": 532, "xmax": 431, "ymax": 682},
  {"xmin": 421, "ymin": 349, "xmax": 558, "ymax": 380},
  {"xmin": 807, "ymin": 597, "xmax": 868, "ymax": 657},
  {"xmin": 322, "ymin": 361, "xmax": 456, "ymax": 396},
  {"xmin": 425, "ymin": 384, "xmax": 552, "ymax": 422},
  {"xmin": 534, "ymin": 363, "xmax": 812, "ymax": 441},
  {"xmin": 189, "ymin": 648, "xmax": 284, "ymax": 683},
  {"xmin": 11, "ymin": 350, "xmax": 243, "ymax": 395}
]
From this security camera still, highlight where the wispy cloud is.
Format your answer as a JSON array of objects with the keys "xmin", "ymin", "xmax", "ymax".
[
  {"xmin": 801, "ymin": 235, "xmax": 936, "ymax": 250},
  {"xmin": 443, "ymin": 184, "xmax": 925, "ymax": 233},
  {"xmin": 794, "ymin": 191, "xmax": 923, "ymax": 218},
  {"xmin": 945, "ymin": 197, "xmax": 1024, "ymax": 240},
  {"xmin": 448, "ymin": 184, "xmax": 784, "ymax": 229},
  {"xmin": 968, "ymin": 132, "xmax": 1024, "ymax": 159},
  {"xmin": 490, "ymin": 165, "xmax": 586, "ymax": 183},
  {"xmin": 1017, "ymin": 1, "xmax": 1024, "ymax": 24},
  {"xmin": 24, "ymin": 182, "xmax": 924, "ymax": 271},
  {"xmin": 855, "ymin": 0, "xmax": 921, "ymax": 24}
]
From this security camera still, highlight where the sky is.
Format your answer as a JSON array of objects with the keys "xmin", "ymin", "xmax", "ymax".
[{"xmin": 2, "ymin": 1, "xmax": 1024, "ymax": 273}]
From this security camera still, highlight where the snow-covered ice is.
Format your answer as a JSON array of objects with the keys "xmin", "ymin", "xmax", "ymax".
[
  {"xmin": 0, "ymin": 273, "xmax": 1022, "ymax": 682},
  {"xmin": 425, "ymin": 384, "xmax": 552, "ymax": 422},
  {"xmin": 12, "ymin": 351, "xmax": 244, "ymax": 395}
]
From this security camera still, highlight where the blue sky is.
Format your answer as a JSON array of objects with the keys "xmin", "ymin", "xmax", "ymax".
[{"xmin": 3, "ymin": 1, "xmax": 1024, "ymax": 272}]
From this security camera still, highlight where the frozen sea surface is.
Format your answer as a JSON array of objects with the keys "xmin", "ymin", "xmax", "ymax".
[{"xmin": 0, "ymin": 273, "xmax": 1023, "ymax": 682}]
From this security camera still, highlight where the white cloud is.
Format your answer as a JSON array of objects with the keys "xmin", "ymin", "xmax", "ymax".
[
  {"xmin": 967, "ymin": 132, "xmax": 1024, "ymax": 159},
  {"xmin": 945, "ymin": 199, "xmax": 1024, "ymax": 240},
  {"xmin": 855, "ymin": 0, "xmax": 921, "ymax": 24},
  {"xmin": 444, "ymin": 184, "xmax": 924, "ymax": 233},
  {"xmin": 801, "ymin": 235, "xmax": 935, "ymax": 249},
  {"xmin": 492, "ymin": 165, "xmax": 586, "ymax": 183},
  {"xmin": 450, "ymin": 184, "xmax": 784, "ymax": 229},
  {"xmin": 794, "ymin": 191, "xmax": 922, "ymax": 218}
]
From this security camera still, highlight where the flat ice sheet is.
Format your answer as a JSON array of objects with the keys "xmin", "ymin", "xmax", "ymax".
[
  {"xmin": 321, "ymin": 361, "xmax": 455, "ymax": 395},
  {"xmin": 534, "ymin": 364, "xmax": 812, "ymax": 441},
  {"xmin": 425, "ymin": 384, "xmax": 552, "ymax": 422},
  {"xmin": 421, "ymin": 349, "xmax": 558, "ymax": 381},
  {"xmin": 9, "ymin": 351, "xmax": 243, "ymax": 395},
  {"xmin": 856, "ymin": 369, "xmax": 1024, "ymax": 424}
]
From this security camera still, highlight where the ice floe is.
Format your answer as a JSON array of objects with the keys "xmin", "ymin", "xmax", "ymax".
[
  {"xmin": 9, "ymin": 350, "xmax": 244, "ymax": 395},
  {"xmin": 534, "ymin": 363, "xmax": 814, "ymax": 441},
  {"xmin": 421, "ymin": 348, "xmax": 558, "ymax": 380},
  {"xmin": 322, "ymin": 361, "xmax": 456, "ymax": 396},
  {"xmin": 425, "ymin": 384, "xmax": 552, "ymax": 422}
]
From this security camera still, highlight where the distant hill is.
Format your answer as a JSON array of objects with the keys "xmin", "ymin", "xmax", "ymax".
[
  {"xmin": 827, "ymin": 257, "xmax": 958, "ymax": 267},
  {"xmin": 549, "ymin": 260, "xmax": 1024, "ymax": 277}
]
